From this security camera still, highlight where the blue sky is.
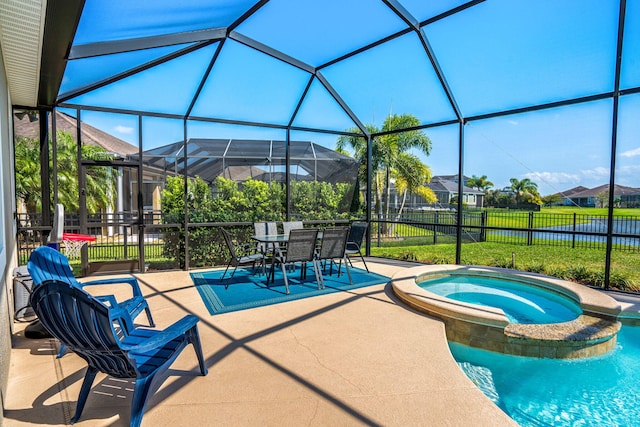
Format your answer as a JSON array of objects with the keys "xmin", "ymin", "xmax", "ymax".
[{"xmin": 62, "ymin": 0, "xmax": 640, "ymax": 197}]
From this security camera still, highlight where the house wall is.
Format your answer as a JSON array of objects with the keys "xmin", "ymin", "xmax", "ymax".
[{"xmin": 0, "ymin": 47, "xmax": 18, "ymax": 420}]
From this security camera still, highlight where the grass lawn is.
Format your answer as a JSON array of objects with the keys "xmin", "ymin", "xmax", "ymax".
[{"xmin": 466, "ymin": 207, "xmax": 640, "ymax": 229}]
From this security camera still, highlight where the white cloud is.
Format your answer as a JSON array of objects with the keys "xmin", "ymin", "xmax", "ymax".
[
  {"xmin": 580, "ymin": 166, "xmax": 609, "ymax": 179},
  {"xmin": 621, "ymin": 147, "xmax": 640, "ymax": 158},
  {"xmin": 115, "ymin": 125, "xmax": 134, "ymax": 134},
  {"xmin": 616, "ymin": 164, "xmax": 640, "ymax": 175},
  {"xmin": 507, "ymin": 120, "xmax": 518, "ymax": 126},
  {"xmin": 524, "ymin": 171, "xmax": 579, "ymax": 185}
]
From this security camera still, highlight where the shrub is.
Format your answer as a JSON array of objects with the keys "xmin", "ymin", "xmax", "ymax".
[
  {"xmin": 398, "ymin": 251, "xmax": 418, "ymax": 261},
  {"xmin": 490, "ymin": 258, "xmax": 514, "ymax": 269},
  {"xmin": 430, "ymin": 255, "xmax": 452, "ymax": 264},
  {"xmin": 565, "ymin": 265, "xmax": 591, "ymax": 283},
  {"xmin": 524, "ymin": 263, "xmax": 545, "ymax": 274}
]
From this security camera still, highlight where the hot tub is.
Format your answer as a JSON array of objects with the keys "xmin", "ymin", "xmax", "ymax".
[
  {"xmin": 391, "ymin": 265, "xmax": 622, "ymax": 359},
  {"xmin": 419, "ymin": 275, "xmax": 581, "ymax": 324}
]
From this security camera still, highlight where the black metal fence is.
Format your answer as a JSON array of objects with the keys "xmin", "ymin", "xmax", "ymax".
[
  {"xmin": 16, "ymin": 209, "xmax": 640, "ymax": 272},
  {"xmin": 16, "ymin": 213, "xmax": 351, "ymax": 271},
  {"xmin": 372, "ymin": 209, "xmax": 640, "ymax": 251}
]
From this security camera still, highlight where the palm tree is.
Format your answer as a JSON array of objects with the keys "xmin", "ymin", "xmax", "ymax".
[
  {"xmin": 337, "ymin": 114, "xmax": 432, "ymax": 233},
  {"xmin": 466, "ymin": 175, "xmax": 494, "ymax": 192},
  {"xmin": 509, "ymin": 177, "xmax": 540, "ymax": 205},
  {"xmin": 14, "ymin": 136, "xmax": 42, "ymax": 214},
  {"xmin": 15, "ymin": 130, "xmax": 116, "ymax": 215},
  {"xmin": 390, "ymin": 152, "xmax": 436, "ymax": 234}
]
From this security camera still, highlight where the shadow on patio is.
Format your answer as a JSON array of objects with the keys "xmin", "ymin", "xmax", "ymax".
[{"xmin": 4, "ymin": 258, "xmax": 515, "ymax": 427}]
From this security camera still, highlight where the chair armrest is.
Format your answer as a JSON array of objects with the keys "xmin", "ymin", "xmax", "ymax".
[
  {"xmin": 95, "ymin": 294, "xmax": 120, "ymax": 308},
  {"xmin": 80, "ymin": 277, "xmax": 144, "ymax": 298},
  {"xmin": 238, "ymin": 242, "xmax": 256, "ymax": 256},
  {"xmin": 121, "ymin": 314, "xmax": 200, "ymax": 353}
]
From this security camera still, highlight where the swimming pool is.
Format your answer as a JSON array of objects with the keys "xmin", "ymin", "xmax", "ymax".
[
  {"xmin": 451, "ymin": 325, "xmax": 640, "ymax": 426},
  {"xmin": 419, "ymin": 275, "xmax": 581, "ymax": 324}
]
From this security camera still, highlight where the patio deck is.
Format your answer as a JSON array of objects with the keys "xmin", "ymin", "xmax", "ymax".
[{"xmin": 4, "ymin": 258, "xmax": 516, "ymax": 426}]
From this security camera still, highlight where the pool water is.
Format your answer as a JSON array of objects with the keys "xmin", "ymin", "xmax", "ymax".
[
  {"xmin": 420, "ymin": 276, "xmax": 581, "ymax": 324},
  {"xmin": 450, "ymin": 326, "xmax": 640, "ymax": 427}
]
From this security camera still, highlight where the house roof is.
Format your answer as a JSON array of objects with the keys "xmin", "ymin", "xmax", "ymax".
[
  {"xmin": 427, "ymin": 176, "xmax": 483, "ymax": 195},
  {"xmin": 568, "ymin": 184, "xmax": 640, "ymax": 198},
  {"xmin": 433, "ymin": 174, "xmax": 473, "ymax": 184},
  {"xmin": 14, "ymin": 110, "xmax": 138, "ymax": 156},
  {"xmin": 554, "ymin": 186, "xmax": 590, "ymax": 198}
]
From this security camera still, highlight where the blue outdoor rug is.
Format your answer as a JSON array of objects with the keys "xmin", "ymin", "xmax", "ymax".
[{"xmin": 191, "ymin": 265, "xmax": 389, "ymax": 315}]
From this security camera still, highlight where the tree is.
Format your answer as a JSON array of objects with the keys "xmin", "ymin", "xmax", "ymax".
[
  {"xmin": 541, "ymin": 193, "xmax": 562, "ymax": 207},
  {"xmin": 595, "ymin": 190, "xmax": 609, "ymax": 208},
  {"xmin": 337, "ymin": 114, "xmax": 433, "ymax": 234},
  {"xmin": 509, "ymin": 178, "xmax": 541, "ymax": 205},
  {"xmin": 466, "ymin": 175, "xmax": 494, "ymax": 192}
]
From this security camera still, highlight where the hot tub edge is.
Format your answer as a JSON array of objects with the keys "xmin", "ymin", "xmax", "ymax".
[{"xmin": 391, "ymin": 265, "xmax": 622, "ymax": 359}]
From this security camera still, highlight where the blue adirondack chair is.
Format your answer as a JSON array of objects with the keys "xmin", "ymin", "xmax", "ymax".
[
  {"xmin": 27, "ymin": 246, "xmax": 155, "ymax": 357},
  {"xmin": 29, "ymin": 279, "xmax": 208, "ymax": 427}
]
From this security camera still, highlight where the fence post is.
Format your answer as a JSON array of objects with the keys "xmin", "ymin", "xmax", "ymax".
[
  {"xmin": 481, "ymin": 210, "xmax": 486, "ymax": 242},
  {"xmin": 434, "ymin": 211, "xmax": 438, "ymax": 245},
  {"xmin": 527, "ymin": 211, "xmax": 533, "ymax": 245},
  {"xmin": 572, "ymin": 212, "xmax": 576, "ymax": 249},
  {"xmin": 123, "ymin": 226, "xmax": 129, "ymax": 259}
]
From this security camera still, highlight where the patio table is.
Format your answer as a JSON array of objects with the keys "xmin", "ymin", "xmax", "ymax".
[{"xmin": 251, "ymin": 232, "xmax": 323, "ymax": 284}]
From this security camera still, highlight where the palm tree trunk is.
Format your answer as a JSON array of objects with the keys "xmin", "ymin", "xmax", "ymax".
[
  {"xmin": 383, "ymin": 166, "xmax": 392, "ymax": 235},
  {"xmin": 389, "ymin": 189, "xmax": 408, "ymax": 236}
]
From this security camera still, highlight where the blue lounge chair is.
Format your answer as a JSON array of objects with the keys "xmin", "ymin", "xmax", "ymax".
[
  {"xmin": 27, "ymin": 246, "xmax": 155, "ymax": 357},
  {"xmin": 30, "ymin": 279, "xmax": 207, "ymax": 427}
]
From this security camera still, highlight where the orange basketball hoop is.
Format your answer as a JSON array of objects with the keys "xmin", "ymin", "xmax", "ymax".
[{"xmin": 61, "ymin": 233, "xmax": 96, "ymax": 258}]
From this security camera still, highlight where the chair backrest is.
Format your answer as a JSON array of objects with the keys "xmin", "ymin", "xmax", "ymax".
[
  {"xmin": 283, "ymin": 221, "xmax": 303, "ymax": 238},
  {"xmin": 30, "ymin": 279, "xmax": 137, "ymax": 378},
  {"xmin": 27, "ymin": 245, "xmax": 77, "ymax": 286},
  {"xmin": 347, "ymin": 222, "xmax": 368, "ymax": 248},
  {"xmin": 254, "ymin": 221, "xmax": 279, "ymax": 251},
  {"xmin": 285, "ymin": 228, "xmax": 318, "ymax": 263},
  {"xmin": 219, "ymin": 228, "xmax": 238, "ymax": 259},
  {"xmin": 318, "ymin": 227, "xmax": 350, "ymax": 260},
  {"xmin": 47, "ymin": 203, "xmax": 64, "ymax": 243}
]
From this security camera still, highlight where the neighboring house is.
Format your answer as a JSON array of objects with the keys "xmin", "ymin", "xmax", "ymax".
[
  {"xmin": 552, "ymin": 186, "xmax": 590, "ymax": 206},
  {"xmin": 554, "ymin": 184, "xmax": 640, "ymax": 208},
  {"xmin": 427, "ymin": 176, "xmax": 485, "ymax": 208},
  {"xmin": 387, "ymin": 174, "xmax": 485, "ymax": 209}
]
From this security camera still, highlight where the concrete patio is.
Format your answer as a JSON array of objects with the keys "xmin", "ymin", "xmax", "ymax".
[{"xmin": 4, "ymin": 258, "xmax": 516, "ymax": 426}]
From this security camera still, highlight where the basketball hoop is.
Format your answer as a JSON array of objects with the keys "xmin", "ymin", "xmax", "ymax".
[{"xmin": 61, "ymin": 233, "xmax": 96, "ymax": 258}]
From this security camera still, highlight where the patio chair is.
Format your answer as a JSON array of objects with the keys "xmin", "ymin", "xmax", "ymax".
[
  {"xmin": 282, "ymin": 221, "xmax": 303, "ymax": 271},
  {"xmin": 220, "ymin": 227, "xmax": 265, "ymax": 282},
  {"xmin": 317, "ymin": 227, "xmax": 353, "ymax": 285},
  {"xmin": 345, "ymin": 222, "xmax": 369, "ymax": 273},
  {"xmin": 29, "ymin": 279, "xmax": 207, "ymax": 427},
  {"xmin": 27, "ymin": 245, "xmax": 155, "ymax": 357},
  {"xmin": 283, "ymin": 220, "xmax": 303, "ymax": 238},
  {"xmin": 254, "ymin": 221, "xmax": 279, "ymax": 255},
  {"xmin": 273, "ymin": 228, "xmax": 323, "ymax": 294}
]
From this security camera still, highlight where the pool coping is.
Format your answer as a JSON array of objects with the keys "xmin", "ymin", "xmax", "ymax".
[{"xmin": 391, "ymin": 265, "xmax": 623, "ymax": 358}]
